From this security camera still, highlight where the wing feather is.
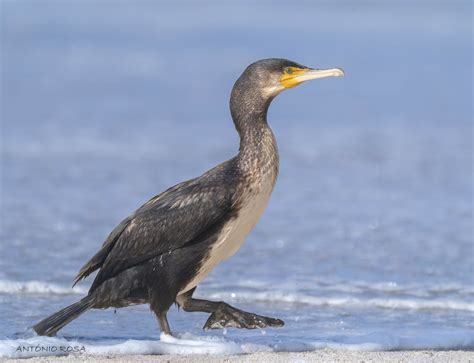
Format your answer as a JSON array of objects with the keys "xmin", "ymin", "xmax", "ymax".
[{"xmin": 74, "ymin": 162, "xmax": 238, "ymax": 291}]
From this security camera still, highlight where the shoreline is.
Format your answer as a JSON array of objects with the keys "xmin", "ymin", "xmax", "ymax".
[{"xmin": 3, "ymin": 349, "xmax": 474, "ymax": 363}]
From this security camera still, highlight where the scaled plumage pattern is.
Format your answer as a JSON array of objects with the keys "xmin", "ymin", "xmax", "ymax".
[{"xmin": 33, "ymin": 59, "xmax": 344, "ymax": 336}]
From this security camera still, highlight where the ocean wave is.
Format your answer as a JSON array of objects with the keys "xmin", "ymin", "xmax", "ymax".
[
  {"xmin": 0, "ymin": 280, "xmax": 87, "ymax": 295},
  {"xmin": 318, "ymin": 280, "xmax": 474, "ymax": 297},
  {"xmin": 203, "ymin": 278, "xmax": 474, "ymax": 299},
  {"xmin": 1, "ymin": 330, "xmax": 473, "ymax": 358},
  {"xmin": 0, "ymin": 333, "xmax": 242, "ymax": 359},
  {"xmin": 1, "ymin": 279, "xmax": 472, "ymax": 313},
  {"xmin": 205, "ymin": 291, "xmax": 474, "ymax": 312}
]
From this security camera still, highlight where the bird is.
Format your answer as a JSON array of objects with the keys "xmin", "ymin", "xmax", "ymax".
[{"xmin": 32, "ymin": 58, "xmax": 344, "ymax": 337}]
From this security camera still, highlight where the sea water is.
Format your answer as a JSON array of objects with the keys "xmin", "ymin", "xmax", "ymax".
[{"xmin": 0, "ymin": 1, "xmax": 472, "ymax": 358}]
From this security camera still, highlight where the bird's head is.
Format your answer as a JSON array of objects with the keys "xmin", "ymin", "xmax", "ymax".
[
  {"xmin": 234, "ymin": 58, "xmax": 345, "ymax": 101},
  {"xmin": 230, "ymin": 58, "xmax": 344, "ymax": 131}
]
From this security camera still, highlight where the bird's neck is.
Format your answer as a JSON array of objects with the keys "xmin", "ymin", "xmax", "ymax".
[{"xmin": 230, "ymin": 91, "xmax": 279, "ymax": 177}]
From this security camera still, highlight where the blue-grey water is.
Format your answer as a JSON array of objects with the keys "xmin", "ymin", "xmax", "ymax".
[{"xmin": 0, "ymin": 0, "xmax": 472, "ymax": 358}]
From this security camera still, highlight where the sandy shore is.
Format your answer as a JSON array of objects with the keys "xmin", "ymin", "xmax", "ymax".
[{"xmin": 3, "ymin": 350, "xmax": 473, "ymax": 363}]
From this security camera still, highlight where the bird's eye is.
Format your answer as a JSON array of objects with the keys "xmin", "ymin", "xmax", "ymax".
[{"xmin": 284, "ymin": 67, "xmax": 293, "ymax": 75}]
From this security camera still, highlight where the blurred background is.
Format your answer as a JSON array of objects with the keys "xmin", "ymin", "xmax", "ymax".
[{"xmin": 1, "ymin": 0, "xmax": 472, "ymax": 352}]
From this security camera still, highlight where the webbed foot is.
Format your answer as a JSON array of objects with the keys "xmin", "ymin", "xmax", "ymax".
[{"xmin": 203, "ymin": 302, "xmax": 284, "ymax": 330}]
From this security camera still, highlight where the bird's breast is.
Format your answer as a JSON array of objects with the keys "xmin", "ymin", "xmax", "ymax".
[{"xmin": 178, "ymin": 171, "xmax": 276, "ymax": 295}]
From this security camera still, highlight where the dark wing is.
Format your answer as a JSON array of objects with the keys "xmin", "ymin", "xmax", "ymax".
[
  {"xmin": 72, "ymin": 215, "xmax": 132, "ymax": 286},
  {"xmin": 73, "ymin": 166, "xmax": 237, "ymax": 291}
]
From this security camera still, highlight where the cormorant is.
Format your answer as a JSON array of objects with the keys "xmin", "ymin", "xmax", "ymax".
[{"xmin": 33, "ymin": 58, "xmax": 344, "ymax": 336}]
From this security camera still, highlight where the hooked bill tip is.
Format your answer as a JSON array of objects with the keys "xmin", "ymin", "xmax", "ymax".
[{"xmin": 333, "ymin": 68, "xmax": 345, "ymax": 77}]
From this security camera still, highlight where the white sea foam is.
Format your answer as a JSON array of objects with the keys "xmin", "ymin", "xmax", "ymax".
[
  {"xmin": 1, "ymin": 279, "xmax": 472, "ymax": 313},
  {"xmin": 205, "ymin": 291, "xmax": 474, "ymax": 312},
  {"xmin": 1, "ymin": 329, "xmax": 472, "ymax": 359},
  {"xmin": 204, "ymin": 278, "xmax": 474, "ymax": 298},
  {"xmin": 0, "ymin": 333, "xmax": 243, "ymax": 359},
  {"xmin": 0, "ymin": 280, "xmax": 87, "ymax": 295}
]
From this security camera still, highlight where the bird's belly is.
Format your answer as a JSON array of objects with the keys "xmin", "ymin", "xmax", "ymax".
[{"xmin": 178, "ymin": 186, "xmax": 273, "ymax": 295}]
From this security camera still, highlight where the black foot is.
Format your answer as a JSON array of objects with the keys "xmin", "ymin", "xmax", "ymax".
[{"xmin": 203, "ymin": 303, "xmax": 284, "ymax": 330}]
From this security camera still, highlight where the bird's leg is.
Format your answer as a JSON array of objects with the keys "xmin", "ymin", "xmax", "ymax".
[
  {"xmin": 155, "ymin": 311, "xmax": 171, "ymax": 335},
  {"xmin": 176, "ymin": 288, "xmax": 284, "ymax": 330}
]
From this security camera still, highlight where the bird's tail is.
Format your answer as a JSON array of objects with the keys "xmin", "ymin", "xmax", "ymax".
[{"xmin": 32, "ymin": 295, "xmax": 95, "ymax": 336}]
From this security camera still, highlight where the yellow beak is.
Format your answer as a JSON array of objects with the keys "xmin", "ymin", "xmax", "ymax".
[{"xmin": 280, "ymin": 67, "xmax": 345, "ymax": 88}]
